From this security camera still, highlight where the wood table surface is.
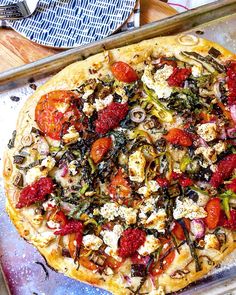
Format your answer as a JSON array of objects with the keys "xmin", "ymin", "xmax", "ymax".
[{"xmin": 0, "ymin": 0, "xmax": 177, "ymax": 72}]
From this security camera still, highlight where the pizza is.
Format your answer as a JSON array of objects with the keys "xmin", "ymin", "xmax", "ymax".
[{"xmin": 3, "ymin": 34, "xmax": 236, "ymax": 295}]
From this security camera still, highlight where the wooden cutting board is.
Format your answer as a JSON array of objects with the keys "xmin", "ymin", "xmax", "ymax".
[{"xmin": 0, "ymin": 0, "xmax": 177, "ymax": 72}]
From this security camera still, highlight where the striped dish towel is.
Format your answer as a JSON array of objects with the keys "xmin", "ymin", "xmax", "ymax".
[{"xmin": 0, "ymin": 1, "xmax": 140, "ymax": 31}]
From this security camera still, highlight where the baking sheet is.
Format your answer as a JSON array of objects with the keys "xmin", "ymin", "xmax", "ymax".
[{"xmin": 1, "ymin": 1, "xmax": 236, "ymax": 294}]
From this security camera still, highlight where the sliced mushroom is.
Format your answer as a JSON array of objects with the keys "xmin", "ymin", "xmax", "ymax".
[
  {"xmin": 12, "ymin": 171, "xmax": 23, "ymax": 187},
  {"xmin": 13, "ymin": 155, "xmax": 26, "ymax": 164}
]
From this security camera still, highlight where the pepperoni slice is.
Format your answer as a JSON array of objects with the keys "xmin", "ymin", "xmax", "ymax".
[{"xmin": 35, "ymin": 90, "xmax": 84, "ymax": 140}]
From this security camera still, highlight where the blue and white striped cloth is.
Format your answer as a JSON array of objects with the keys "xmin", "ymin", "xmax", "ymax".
[{"xmin": 0, "ymin": 0, "xmax": 140, "ymax": 48}]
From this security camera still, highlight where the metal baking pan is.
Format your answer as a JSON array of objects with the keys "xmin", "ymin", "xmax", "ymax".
[{"xmin": 1, "ymin": 0, "xmax": 236, "ymax": 294}]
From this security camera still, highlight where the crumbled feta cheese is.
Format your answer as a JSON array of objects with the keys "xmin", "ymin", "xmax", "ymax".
[
  {"xmin": 42, "ymin": 199, "xmax": 56, "ymax": 211},
  {"xmin": 82, "ymin": 234, "xmax": 103, "ymax": 250},
  {"xmin": 104, "ymin": 247, "xmax": 122, "ymax": 262},
  {"xmin": 101, "ymin": 225, "xmax": 123, "ymax": 261},
  {"xmin": 68, "ymin": 160, "xmax": 78, "ymax": 176},
  {"xmin": 82, "ymin": 102, "xmax": 95, "ymax": 117},
  {"xmin": 41, "ymin": 156, "xmax": 56, "ymax": 170},
  {"xmin": 94, "ymin": 94, "xmax": 113, "ymax": 112},
  {"xmin": 139, "ymin": 197, "xmax": 156, "ymax": 214},
  {"xmin": 128, "ymin": 150, "xmax": 146, "ymax": 182},
  {"xmin": 214, "ymin": 141, "xmax": 227, "ymax": 154},
  {"xmin": 100, "ymin": 203, "xmax": 119, "ymax": 221},
  {"xmin": 55, "ymin": 102, "xmax": 69, "ymax": 113},
  {"xmin": 25, "ymin": 167, "xmax": 47, "ymax": 184},
  {"xmin": 144, "ymin": 209, "xmax": 167, "ymax": 232},
  {"xmin": 82, "ymin": 89, "xmax": 94, "ymax": 100},
  {"xmin": 138, "ymin": 235, "xmax": 161, "ymax": 256},
  {"xmin": 119, "ymin": 207, "xmax": 137, "ymax": 225},
  {"xmin": 46, "ymin": 220, "xmax": 60, "ymax": 229},
  {"xmin": 196, "ymin": 192, "xmax": 209, "ymax": 207},
  {"xmin": 141, "ymin": 64, "xmax": 173, "ymax": 98},
  {"xmin": 173, "ymin": 198, "xmax": 207, "ymax": 220},
  {"xmin": 196, "ymin": 123, "xmax": 217, "ymax": 142},
  {"xmin": 137, "ymin": 186, "xmax": 149, "ymax": 196},
  {"xmin": 204, "ymin": 234, "xmax": 220, "ymax": 250},
  {"xmin": 62, "ymin": 125, "xmax": 79, "ymax": 144},
  {"xmin": 147, "ymin": 180, "xmax": 159, "ymax": 192},
  {"xmin": 195, "ymin": 146, "xmax": 217, "ymax": 164},
  {"xmin": 191, "ymin": 65, "xmax": 203, "ymax": 77}
]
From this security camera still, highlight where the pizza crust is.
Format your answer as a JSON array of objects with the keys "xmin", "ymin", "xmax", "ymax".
[{"xmin": 3, "ymin": 34, "xmax": 236, "ymax": 294}]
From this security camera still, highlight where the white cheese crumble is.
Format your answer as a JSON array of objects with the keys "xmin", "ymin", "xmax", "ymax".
[
  {"xmin": 137, "ymin": 235, "xmax": 161, "ymax": 256},
  {"xmin": 128, "ymin": 150, "xmax": 146, "ymax": 182},
  {"xmin": 204, "ymin": 234, "xmax": 220, "ymax": 250},
  {"xmin": 119, "ymin": 207, "xmax": 137, "ymax": 225},
  {"xmin": 191, "ymin": 65, "xmax": 203, "ymax": 77},
  {"xmin": 82, "ymin": 89, "xmax": 94, "ymax": 100},
  {"xmin": 100, "ymin": 203, "xmax": 120, "ymax": 221},
  {"xmin": 82, "ymin": 102, "xmax": 95, "ymax": 117},
  {"xmin": 25, "ymin": 167, "xmax": 47, "ymax": 184},
  {"xmin": 41, "ymin": 156, "xmax": 56, "ymax": 170},
  {"xmin": 173, "ymin": 198, "xmax": 207, "ymax": 220},
  {"xmin": 68, "ymin": 160, "xmax": 78, "ymax": 176},
  {"xmin": 62, "ymin": 125, "xmax": 80, "ymax": 144},
  {"xmin": 82, "ymin": 234, "xmax": 103, "ymax": 250},
  {"xmin": 42, "ymin": 199, "xmax": 56, "ymax": 211},
  {"xmin": 94, "ymin": 94, "xmax": 113, "ymax": 112},
  {"xmin": 55, "ymin": 102, "xmax": 69, "ymax": 113},
  {"xmin": 46, "ymin": 220, "xmax": 60, "ymax": 229},
  {"xmin": 195, "ymin": 146, "xmax": 217, "ymax": 164},
  {"xmin": 144, "ymin": 209, "xmax": 167, "ymax": 232},
  {"xmin": 101, "ymin": 225, "xmax": 123, "ymax": 261},
  {"xmin": 141, "ymin": 64, "xmax": 173, "ymax": 98},
  {"xmin": 214, "ymin": 141, "xmax": 227, "ymax": 154},
  {"xmin": 196, "ymin": 123, "xmax": 217, "ymax": 142}
]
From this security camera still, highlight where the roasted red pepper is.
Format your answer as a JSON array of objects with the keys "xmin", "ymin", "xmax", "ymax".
[
  {"xmin": 226, "ymin": 178, "xmax": 236, "ymax": 193},
  {"xmin": 164, "ymin": 128, "xmax": 192, "ymax": 147},
  {"xmin": 109, "ymin": 168, "xmax": 131, "ymax": 201},
  {"xmin": 95, "ymin": 102, "xmax": 129, "ymax": 134},
  {"xmin": 219, "ymin": 209, "xmax": 236, "ymax": 230},
  {"xmin": 118, "ymin": 228, "xmax": 146, "ymax": 258},
  {"xmin": 167, "ymin": 67, "xmax": 191, "ymax": 87},
  {"xmin": 16, "ymin": 177, "xmax": 54, "ymax": 209},
  {"xmin": 210, "ymin": 154, "xmax": 236, "ymax": 188},
  {"xmin": 227, "ymin": 61, "xmax": 236, "ymax": 105}
]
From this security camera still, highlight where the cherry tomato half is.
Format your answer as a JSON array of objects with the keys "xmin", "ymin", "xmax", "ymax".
[{"xmin": 111, "ymin": 61, "xmax": 138, "ymax": 83}]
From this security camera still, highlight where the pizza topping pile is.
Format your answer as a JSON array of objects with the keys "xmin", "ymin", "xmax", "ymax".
[{"xmin": 9, "ymin": 46, "xmax": 236, "ymax": 293}]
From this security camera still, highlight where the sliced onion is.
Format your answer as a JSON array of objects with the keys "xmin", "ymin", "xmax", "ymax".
[
  {"xmin": 190, "ymin": 219, "xmax": 205, "ymax": 239},
  {"xmin": 130, "ymin": 107, "xmax": 146, "ymax": 123},
  {"xmin": 60, "ymin": 201, "xmax": 76, "ymax": 213},
  {"xmin": 151, "ymin": 58, "xmax": 161, "ymax": 65},
  {"xmin": 59, "ymin": 163, "xmax": 68, "ymax": 177},
  {"xmin": 227, "ymin": 128, "xmax": 236, "ymax": 138},
  {"xmin": 218, "ymin": 127, "xmax": 227, "ymax": 140},
  {"xmin": 196, "ymin": 137, "xmax": 209, "ymax": 148},
  {"xmin": 230, "ymin": 105, "xmax": 236, "ymax": 123},
  {"xmin": 213, "ymin": 82, "xmax": 221, "ymax": 99}
]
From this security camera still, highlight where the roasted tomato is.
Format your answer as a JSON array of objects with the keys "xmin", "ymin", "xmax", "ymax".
[
  {"xmin": 47, "ymin": 210, "xmax": 67, "ymax": 229},
  {"xmin": 109, "ymin": 168, "xmax": 131, "ymax": 200},
  {"xmin": 172, "ymin": 219, "xmax": 190, "ymax": 240},
  {"xmin": 167, "ymin": 67, "xmax": 191, "ymax": 87},
  {"xmin": 111, "ymin": 61, "xmax": 138, "ymax": 83},
  {"xmin": 90, "ymin": 137, "xmax": 112, "ymax": 164},
  {"xmin": 204, "ymin": 198, "xmax": 221, "ymax": 230},
  {"xmin": 105, "ymin": 255, "xmax": 123, "ymax": 270},
  {"xmin": 164, "ymin": 128, "xmax": 192, "ymax": 147},
  {"xmin": 35, "ymin": 90, "xmax": 84, "ymax": 140}
]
